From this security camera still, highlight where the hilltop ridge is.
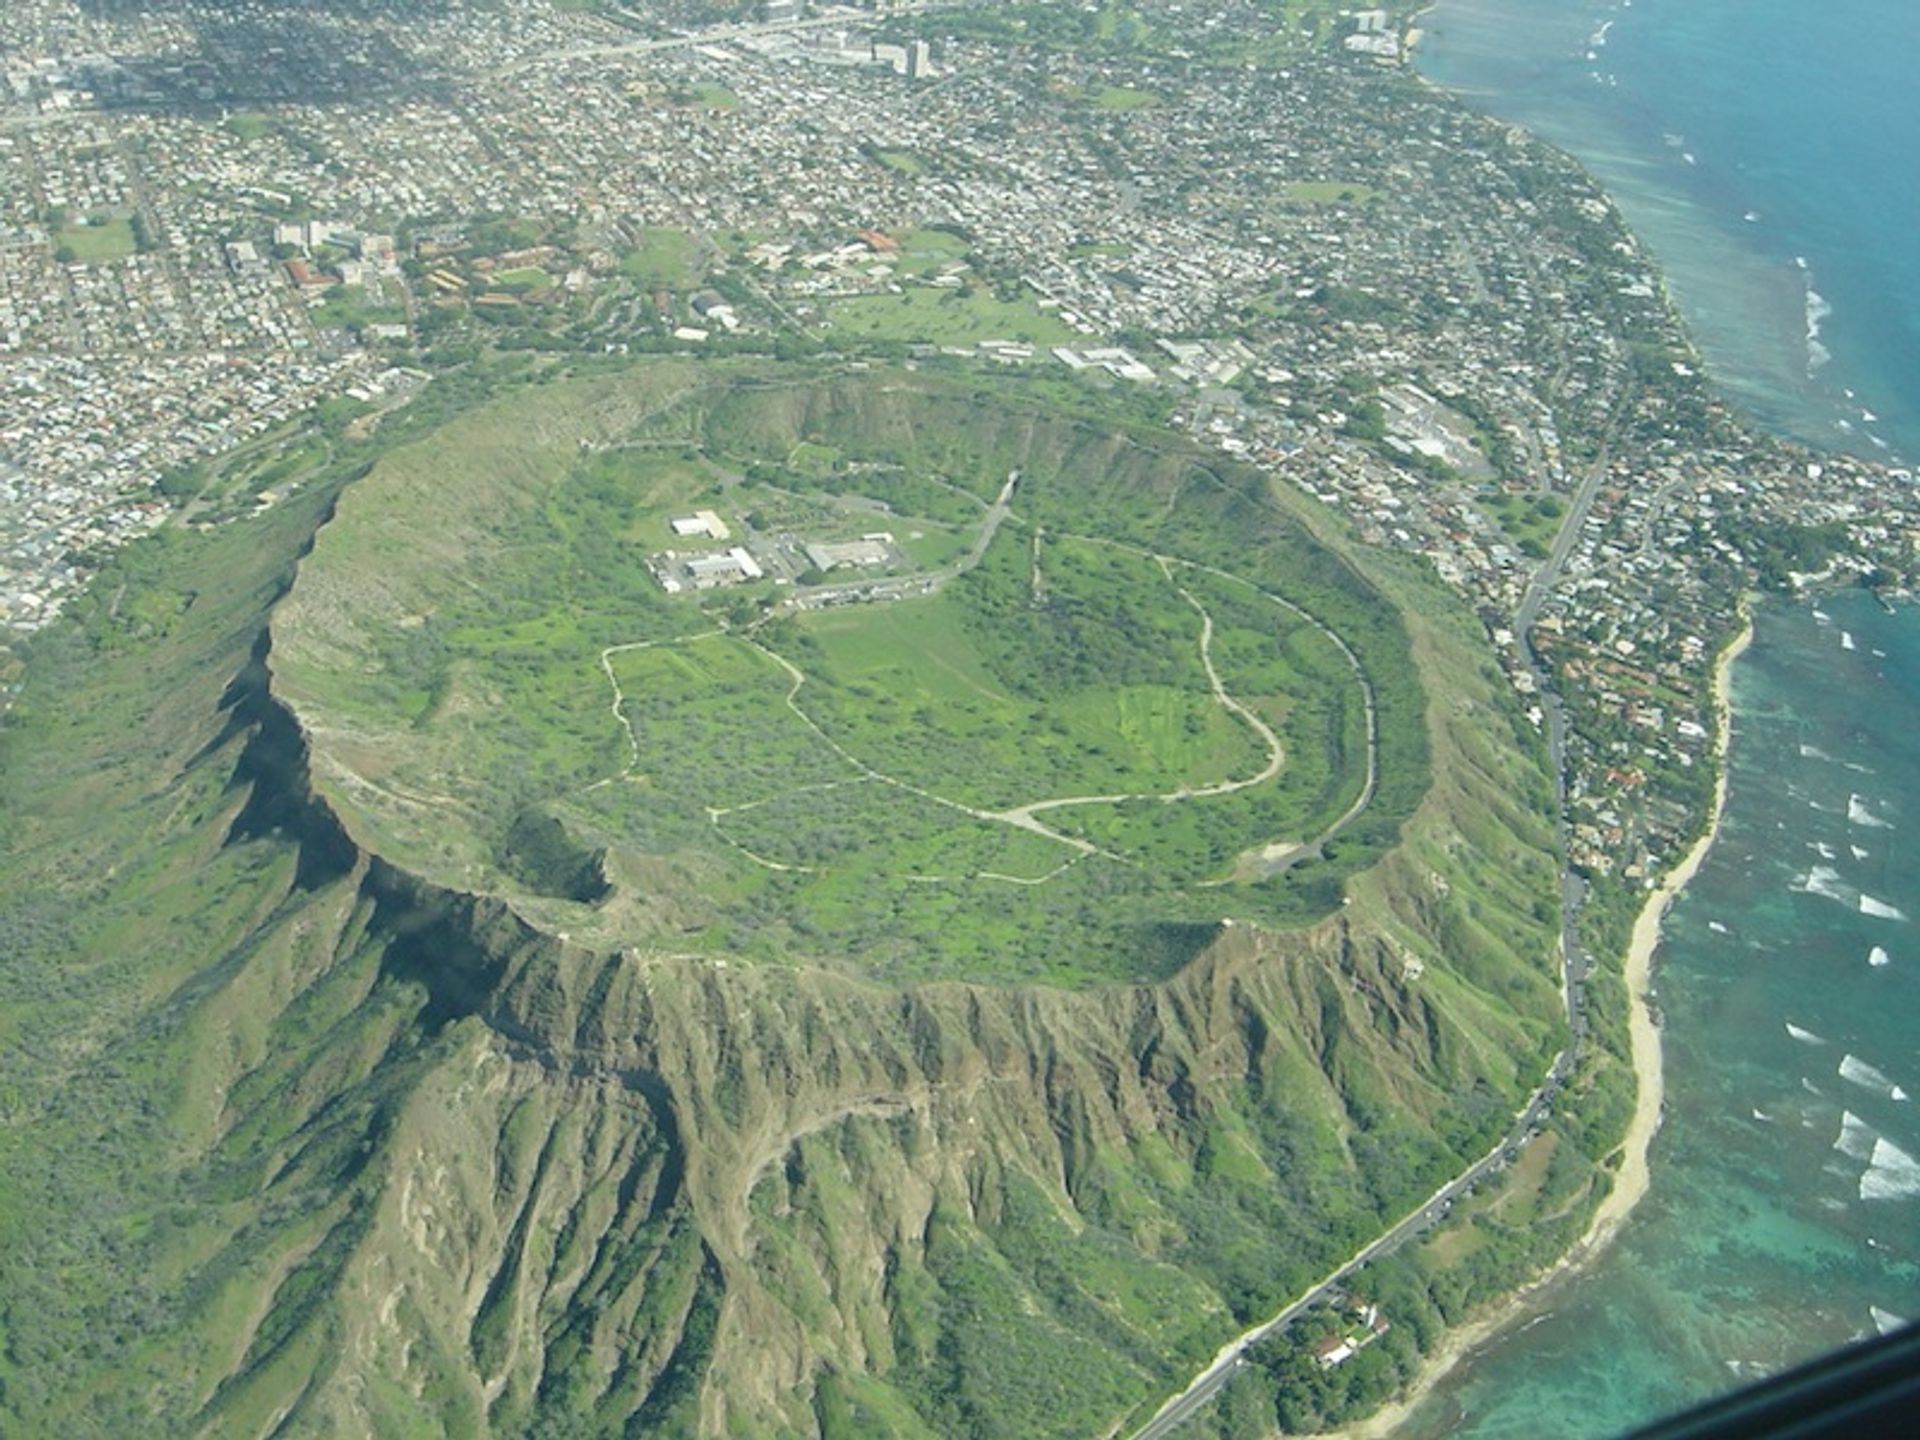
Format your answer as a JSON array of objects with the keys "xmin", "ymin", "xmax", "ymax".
[{"xmin": 0, "ymin": 363, "xmax": 1588, "ymax": 1438}]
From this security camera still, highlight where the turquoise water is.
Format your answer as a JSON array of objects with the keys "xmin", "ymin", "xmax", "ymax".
[
  {"xmin": 1416, "ymin": 0, "xmax": 1920, "ymax": 467},
  {"xmin": 1396, "ymin": 593, "xmax": 1920, "ymax": 1437},
  {"xmin": 1396, "ymin": 8, "xmax": 1920, "ymax": 1432}
]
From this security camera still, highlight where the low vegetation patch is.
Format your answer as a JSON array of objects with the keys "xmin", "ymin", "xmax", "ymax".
[{"xmin": 274, "ymin": 364, "xmax": 1432, "ymax": 984}]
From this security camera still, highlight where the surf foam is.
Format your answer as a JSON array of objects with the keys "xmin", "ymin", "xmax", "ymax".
[
  {"xmin": 1860, "ymin": 1138, "xmax": 1920, "ymax": 1201},
  {"xmin": 1840, "ymin": 1054, "xmax": 1908, "ymax": 1100},
  {"xmin": 1849, "ymin": 795, "xmax": 1893, "ymax": 829},
  {"xmin": 1794, "ymin": 865, "xmax": 1851, "ymax": 906},
  {"xmin": 1835, "ymin": 1110, "xmax": 1878, "ymax": 1160},
  {"xmin": 1806, "ymin": 286, "xmax": 1833, "ymax": 372}
]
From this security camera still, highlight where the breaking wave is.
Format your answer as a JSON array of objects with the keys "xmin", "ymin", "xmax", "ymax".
[
  {"xmin": 1840, "ymin": 1054, "xmax": 1909, "ymax": 1101},
  {"xmin": 1793, "ymin": 865, "xmax": 1850, "ymax": 906},
  {"xmin": 1860, "ymin": 1137, "xmax": 1920, "ymax": 1201},
  {"xmin": 1835, "ymin": 1109, "xmax": 1878, "ymax": 1160},
  {"xmin": 1849, "ymin": 795, "xmax": 1893, "ymax": 829},
  {"xmin": 1806, "ymin": 286, "xmax": 1833, "ymax": 372},
  {"xmin": 1860, "ymin": 894, "xmax": 1907, "ymax": 921}
]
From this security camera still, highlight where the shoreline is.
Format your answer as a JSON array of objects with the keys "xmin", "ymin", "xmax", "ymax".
[
  {"xmin": 1333, "ymin": 609, "xmax": 1755, "ymax": 1439},
  {"xmin": 1407, "ymin": 3, "xmax": 1915, "ymax": 472}
]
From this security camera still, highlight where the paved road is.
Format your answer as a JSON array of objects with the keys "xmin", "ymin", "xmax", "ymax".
[
  {"xmin": 790, "ymin": 468, "xmax": 1019, "ymax": 609},
  {"xmin": 1129, "ymin": 404, "xmax": 1632, "ymax": 1438},
  {"xmin": 1129, "ymin": 1059, "xmax": 1568, "ymax": 1440}
]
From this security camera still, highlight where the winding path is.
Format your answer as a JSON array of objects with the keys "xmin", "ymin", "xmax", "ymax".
[{"xmin": 588, "ymin": 509, "xmax": 1379, "ymax": 888}]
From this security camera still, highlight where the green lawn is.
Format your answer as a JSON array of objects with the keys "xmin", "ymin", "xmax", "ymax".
[
  {"xmin": 220, "ymin": 112, "xmax": 276, "ymax": 141},
  {"xmin": 309, "ymin": 284, "xmax": 407, "ymax": 331},
  {"xmin": 1483, "ymin": 489, "xmax": 1564, "ymax": 556},
  {"xmin": 55, "ymin": 216, "xmax": 136, "ymax": 263},
  {"xmin": 681, "ymin": 80, "xmax": 738, "ymax": 110},
  {"xmin": 894, "ymin": 226, "xmax": 974, "ymax": 277},
  {"xmin": 1089, "ymin": 84, "xmax": 1161, "ymax": 110},
  {"xmin": 827, "ymin": 287, "xmax": 1076, "ymax": 348},
  {"xmin": 493, "ymin": 265, "xmax": 555, "ymax": 293},
  {"xmin": 1281, "ymin": 180, "xmax": 1382, "ymax": 205},
  {"xmin": 620, "ymin": 226, "xmax": 697, "ymax": 287}
]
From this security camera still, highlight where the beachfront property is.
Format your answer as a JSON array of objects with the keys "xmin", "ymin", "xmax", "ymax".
[{"xmin": 1312, "ymin": 1301, "xmax": 1392, "ymax": 1370}]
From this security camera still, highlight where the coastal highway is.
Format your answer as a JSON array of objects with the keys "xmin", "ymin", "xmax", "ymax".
[
  {"xmin": 1129, "ymin": 407, "xmax": 1626, "ymax": 1438},
  {"xmin": 1127, "ymin": 1059, "xmax": 1567, "ymax": 1440}
]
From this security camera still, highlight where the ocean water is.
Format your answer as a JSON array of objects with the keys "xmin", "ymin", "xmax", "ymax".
[
  {"xmin": 1393, "ymin": 591, "xmax": 1920, "ymax": 1437},
  {"xmin": 1415, "ymin": 0, "xmax": 1920, "ymax": 467},
  {"xmin": 1394, "ymin": 10, "xmax": 1920, "ymax": 1431}
]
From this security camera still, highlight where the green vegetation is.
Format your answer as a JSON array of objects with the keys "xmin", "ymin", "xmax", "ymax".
[
  {"xmin": 619, "ymin": 225, "xmax": 697, "ymax": 286},
  {"xmin": 1484, "ymin": 489, "xmax": 1565, "ymax": 558},
  {"xmin": 1088, "ymin": 83, "xmax": 1162, "ymax": 110},
  {"xmin": 676, "ymin": 80, "xmax": 738, "ymax": 110},
  {"xmin": 492, "ymin": 264, "xmax": 554, "ymax": 293},
  {"xmin": 871, "ymin": 147, "xmax": 927, "ymax": 175},
  {"xmin": 271, "ymin": 364, "xmax": 1440, "ymax": 984},
  {"xmin": 0, "ymin": 357, "xmax": 1567, "ymax": 1440},
  {"xmin": 1281, "ymin": 180, "xmax": 1381, "ymax": 205},
  {"xmin": 891, "ymin": 226, "xmax": 974, "ymax": 278},
  {"xmin": 826, "ymin": 286, "xmax": 1077, "ymax": 348},
  {"xmin": 1721, "ymin": 516, "xmax": 1852, "ymax": 591},
  {"xmin": 309, "ymin": 283, "xmax": 407, "ymax": 331},
  {"xmin": 219, "ymin": 111, "xmax": 277, "ymax": 141},
  {"xmin": 54, "ymin": 215, "xmax": 136, "ymax": 263}
]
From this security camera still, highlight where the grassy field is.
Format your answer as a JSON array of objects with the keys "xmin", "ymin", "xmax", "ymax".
[
  {"xmin": 309, "ymin": 284, "xmax": 406, "ymax": 331},
  {"xmin": 620, "ymin": 226, "xmax": 697, "ymax": 287},
  {"xmin": 220, "ymin": 111, "xmax": 277, "ymax": 141},
  {"xmin": 1280, "ymin": 180, "xmax": 1381, "ymax": 205},
  {"xmin": 493, "ymin": 264, "xmax": 555, "ymax": 293},
  {"xmin": 55, "ymin": 216, "xmax": 135, "ymax": 262},
  {"xmin": 785, "ymin": 535, "xmax": 1267, "ymax": 811},
  {"xmin": 892, "ymin": 226, "xmax": 973, "ymax": 277},
  {"xmin": 826, "ymin": 286, "xmax": 1077, "ymax": 348},
  {"xmin": 680, "ymin": 80, "xmax": 738, "ymax": 110},
  {"xmin": 1482, "ymin": 488, "xmax": 1565, "ymax": 556},
  {"xmin": 1089, "ymin": 83, "xmax": 1161, "ymax": 110}
]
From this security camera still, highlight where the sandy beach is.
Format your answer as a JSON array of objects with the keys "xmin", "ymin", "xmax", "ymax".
[{"xmin": 1333, "ymin": 612, "xmax": 1755, "ymax": 1439}]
